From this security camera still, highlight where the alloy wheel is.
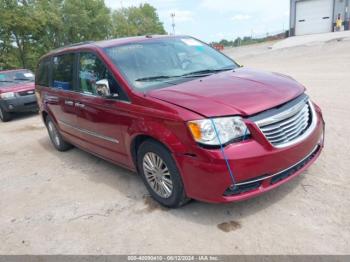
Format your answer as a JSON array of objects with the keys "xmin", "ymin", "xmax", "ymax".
[
  {"xmin": 142, "ymin": 152, "xmax": 173, "ymax": 198},
  {"xmin": 48, "ymin": 121, "xmax": 61, "ymax": 147}
]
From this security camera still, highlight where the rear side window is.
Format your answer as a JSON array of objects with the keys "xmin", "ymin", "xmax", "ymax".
[
  {"xmin": 52, "ymin": 53, "xmax": 75, "ymax": 91},
  {"xmin": 36, "ymin": 58, "xmax": 50, "ymax": 86}
]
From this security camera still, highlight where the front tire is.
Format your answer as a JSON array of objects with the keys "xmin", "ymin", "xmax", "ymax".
[
  {"xmin": 45, "ymin": 116, "xmax": 72, "ymax": 152},
  {"xmin": 0, "ymin": 106, "xmax": 12, "ymax": 122},
  {"xmin": 137, "ymin": 140, "xmax": 190, "ymax": 208}
]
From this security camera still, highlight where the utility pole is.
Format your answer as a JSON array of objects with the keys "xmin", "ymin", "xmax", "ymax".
[
  {"xmin": 346, "ymin": 0, "xmax": 349, "ymax": 30},
  {"xmin": 170, "ymin": 13, "xmax": 176, "ymax": 35},
  {"xmin": 120, "ymin": 0, "xmax": 130, "ymax": 36}
]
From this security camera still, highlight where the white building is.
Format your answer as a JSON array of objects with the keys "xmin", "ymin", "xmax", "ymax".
[{"xmin": 290, "ymin": 0, "xmax": 349, "ymax": 36}]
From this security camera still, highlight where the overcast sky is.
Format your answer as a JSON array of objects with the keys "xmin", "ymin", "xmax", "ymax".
[{"xmin": 105, "ymin": 0, "xmax": 290, "ymax": 42}]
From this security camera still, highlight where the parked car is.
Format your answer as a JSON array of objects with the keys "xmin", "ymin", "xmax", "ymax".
[
  {"xmin": 211, "ymin": 43, "xmax": 224, "ymax": 51},
  {"xmin": 0, "ymin": 69, "xmax": 37, "ymax": 122},
  {"xmin": 35, "ymin": 36, "xmax": 324, "ymax": 207}
]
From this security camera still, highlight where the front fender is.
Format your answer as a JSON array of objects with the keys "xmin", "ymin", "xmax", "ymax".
[{"xmin": 126, "ymin": 117, "xmax": 193, "ymax": 158}]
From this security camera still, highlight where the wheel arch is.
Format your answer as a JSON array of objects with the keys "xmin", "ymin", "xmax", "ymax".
[
  {"xmin": 130, "ymin": 135, "xmax": 172, "ymax": 172},
  {"xmin": 41, "ymin": 109, "xmax": 59, "ymax": 127},
  {"xmin": 127, "ymin": 116, "xmax": 192, "ymax": 170},
  {"xmin": 41, "ymin": 110, "xmax": 48, "ymax": 124}
]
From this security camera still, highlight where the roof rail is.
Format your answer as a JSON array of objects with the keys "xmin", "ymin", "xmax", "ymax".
[
  {"xmin": 65, "ymin": 41, "xmax": 95, "ymax": 47},
  {"xmin": 52, "ymin": 41, "xmax": 95, "ymax": 52}
]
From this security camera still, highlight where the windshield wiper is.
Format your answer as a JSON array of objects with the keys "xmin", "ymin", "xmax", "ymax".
[
  {"xmin": 135, "ymin": 67, "xmax": 235, "ymax": 82},
  {"xmin": 135, "ymin": 75, "xmax": 181, "ymax": 82},
  {"xmin": 181, "ymin": 67, "xmax": 235, "ymax": 77},
  {"xmin": 0, "ymin": 80, "xmax": 13, "ymax": 82}
]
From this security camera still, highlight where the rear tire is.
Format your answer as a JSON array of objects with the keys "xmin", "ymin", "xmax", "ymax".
[
  {"xmin": 0, "ymin": 107, "xmax": 12, "ymax": 122},
  {"xmin": 45, "ymin": 116, "xmax": 73, "ymax": 152},
  {"xmin": 137, "ymin": 140, "xmax": 190, "ymax": 208}
]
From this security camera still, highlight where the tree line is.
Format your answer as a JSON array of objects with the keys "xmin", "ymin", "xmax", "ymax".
[
  {"xmin": 212, "ymin": 37, "xmax": 269, "ymax": 48},
  {"xmin": 212, "ymin": 31, "xmax": 289, "ymax": 47},
  {"xmin": 0, "ymin": 0, "xmax": 167, "ymax": 71}
]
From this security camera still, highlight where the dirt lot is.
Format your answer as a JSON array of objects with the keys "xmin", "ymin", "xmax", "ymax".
[{"xmin": 1, "ymin": 39, "xmax": 350, "ymax": 255}]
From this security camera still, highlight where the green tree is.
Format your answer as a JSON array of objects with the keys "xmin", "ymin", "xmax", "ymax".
[
  {"xmin": 112, "ymin": 3, "xmax": 166, "ymax": 37},
  {"xmin": 0, "ymin": 0, "xmax": 40, "ymax": 69},
  {"xmin": 0, "ymin": 29, "xmax": 18, "ymax": 69},
  {"xmin": 0, "ymin": 0, "xmax": 166, "ymax": 70},
  {"xmin": 0, "ymin": 0, "xmax": 65, "ymax": 69},
  {"xmin": 233, "ymin": 37, "xmax": 242, "ymax": 46},
  {"xmin": 33, "ymin": 0, "xmax": 65, "ymax": 53},
  {"xmin": 61, "ymin": 0, "xmax": 112, "ymax": 44},
  {"xmin": 219, "ymin": 39, "xmax": 234, "ymax": 47}
]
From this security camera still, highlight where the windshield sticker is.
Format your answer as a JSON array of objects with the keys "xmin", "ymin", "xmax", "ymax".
[
  {"xmin": 24, "ymin": 73, "xmax": 34, "ymax": 77},
  {"xmin": 181, "ymin": 38, "xmax": 203, "ymax": 46}
]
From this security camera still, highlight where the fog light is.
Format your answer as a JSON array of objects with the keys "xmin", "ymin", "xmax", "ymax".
[{"xmin": 8, "ymin": 104, "xmax": 14, "ymax": 110}]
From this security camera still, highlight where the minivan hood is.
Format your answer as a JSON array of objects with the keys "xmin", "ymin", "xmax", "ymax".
[{"xmin": 148, "ymin": 68, "xmax": 305, "ymax": 117}]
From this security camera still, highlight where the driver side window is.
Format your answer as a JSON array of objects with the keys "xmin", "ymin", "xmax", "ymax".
[{"xmin": 78, "ymin": 52, "xmax": 128, "ymax": 100}]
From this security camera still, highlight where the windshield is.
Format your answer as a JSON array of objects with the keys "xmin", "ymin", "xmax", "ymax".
[
  {"xmin": 0, "ymin": 69, "xmax": 35, "ymax": 88},
  {"xmin": 104, "ymin": 37, "xmax": 237, "ymax": 91}
]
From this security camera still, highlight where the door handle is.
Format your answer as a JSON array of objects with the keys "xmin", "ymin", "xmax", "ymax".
[
  {"xmin": 75, "ymin": 102, "xmax": 85, "ymax": 108},
  {"xmin": 64, "ymin": 100, "xmax": 74, "ymax": 106}
]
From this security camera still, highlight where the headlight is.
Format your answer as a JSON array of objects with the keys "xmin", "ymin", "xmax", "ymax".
[
  {"xmin": 0, "ymin": 92, "xmax": 15, "ymax": 99},
  {"xmin": 188, "ymin": 116, "xmax": 250, "ymax": 146}
]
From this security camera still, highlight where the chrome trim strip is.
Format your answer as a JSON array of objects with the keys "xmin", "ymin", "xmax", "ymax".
[
  {"xmin": 47, "ymin": 88, "xmax": 131, "ymax": 103},
  {"xmin": 59, "ymin": 120, "xmax": 119, "ymax": 144},
  {"xmin": 236, "ymin": 144, "xmax": 319, "ymax": 186}
]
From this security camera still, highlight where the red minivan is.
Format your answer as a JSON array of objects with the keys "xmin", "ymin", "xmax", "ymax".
[{"xmin": 35, "ymin": 36, "xmax": 324, "ymax": 207}]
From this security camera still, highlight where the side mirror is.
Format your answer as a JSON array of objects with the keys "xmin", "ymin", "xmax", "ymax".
[
  {"xmin": 95, "ymin": 79, "xmax": 119, "ymax": 98},
  {"xmin": 96, "ymin": 79, "xmax": 111, "ymax": 97}
]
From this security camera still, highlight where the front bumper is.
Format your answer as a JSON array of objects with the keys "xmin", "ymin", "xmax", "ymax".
[
  {"xmin": 0, "ymin": 94, "xmax": 38, "ymax": 113},
  {"xmin": 176, "ymin": 107, "xmax": 324, "ymax": 203}
]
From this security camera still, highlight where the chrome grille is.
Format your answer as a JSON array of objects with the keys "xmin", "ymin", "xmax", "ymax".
[{"xmin": 256, "ymin": 99, "xmax": 316, "ymax": 148}]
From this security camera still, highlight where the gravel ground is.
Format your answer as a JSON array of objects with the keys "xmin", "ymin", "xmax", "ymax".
[{"xmin": 1, "ymin": 38, "xmax": 350, "ymax": 255}]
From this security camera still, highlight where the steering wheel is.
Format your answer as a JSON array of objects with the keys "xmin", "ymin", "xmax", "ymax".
[
  {"xmin": 181, "ymin": 59, "xmax": 192, "ymax": 70},
  {"xmin": 181, "ymin": 59, "xmax": 204, "ymax": 71}
]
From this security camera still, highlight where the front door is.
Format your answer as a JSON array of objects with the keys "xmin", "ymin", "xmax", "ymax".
[{"xmin": 74, "ymin": 52, "xmax": 131, "ymax": 165}]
